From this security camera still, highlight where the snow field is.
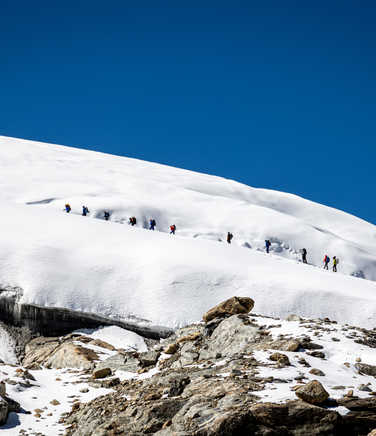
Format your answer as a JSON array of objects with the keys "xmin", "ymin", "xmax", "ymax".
[{"xmin": 0, "ymin": 136, "xmax": 376, "ymax": 329}]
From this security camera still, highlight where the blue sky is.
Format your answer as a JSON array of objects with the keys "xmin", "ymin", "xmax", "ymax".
[{"xmin": 1, "ymin": 1, "xmax": 375, "ymax": 223}]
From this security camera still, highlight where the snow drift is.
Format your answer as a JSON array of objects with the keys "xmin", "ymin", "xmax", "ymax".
[{"xmin": 0, "ymin": 136, "xmax": 375, "ymax": 329}]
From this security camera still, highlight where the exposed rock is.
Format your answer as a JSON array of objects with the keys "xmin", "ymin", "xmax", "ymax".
[
  {"xmin": 95, "ymin": 352, "xmax": 141, "ymax": 373},
  {"xmin": 177, "ymin": 332, "xmax": 201, "ymax": 344},
  {"xmin": 199, "ymin": 315, "xmax": 261, "ymax": 359},
  {"xmin": 164, "ymin": 343, "xmax": 178, "ymax": 354},
  {"xmin": 359, "ymin": 384, "xmax": 373, "ymax": 392},
  {"xmin": 356, "ymin": 363, "xmax": 376, "ymax": 377},
  {"xmin": 45, "ymin": 343, "xmax": 99, "ymax": 369},
  {"xmin": 139, "ymin": 351, "xmax": 161, "ymax": 367},
  {"xmin": 0, "ymin": 397, "xmax": 8, "ymax": 425},
  {"xmin": 203, "ymin": 318, "xmax": 223, "ymax": 337},
  {"xmin": 22, "ymin": 336, "xmax": 100, "ymax": 370},
  {"xmin": 270, "ymin": 338, "xmax": 300, "ymax": 352},
  {"xmin": 22, "ymin": 370, "xmax": 36, "ymax": 381},
  {"xmin": 50, "ymin": 399, "xmax": 60, "ymax": 406},
  {"xmin": 308, "ymin": 351, "xmax": 326, "ymax": 359},
  {"xmin": 22, "ymin": 337, "xmax": 60, "ymax": 367},
  {"xmin": 338, "ymin": 397, "xmax": 376, "ymax": 412},
  {"xmin": 0, "ymin": 382, "xmax": 5, "ymax": 397},
  {"xmin": 295, "ymin": 380, "xmax": 329, "ymax": 404},
  {"xmin": 89, "ymin": 339, "xmax": 115, "ymax": 351},
  {"xmin": 269, "ymin": 352, "xmax": 290, "ymax": 366},
  {"xmin": 92, "ymin": 368, "xmax": 112, "ymax": 379},
  {"xmin": 89, "ymin": 377, "xmax": 120, "ymax": 389},
  {"xmin": 300, "ymin": 338, "xmax": 324, "ymax": 350},
  {"xmin": 285, "ymin": 314, "xmax": 302, "ymax": 321},
  {"xmin": 309, "ymin": 368, "xmax": 325, "ymax": 376},
  {"xmin": 202, "ymin": 296, "xmax": 254, "ymax": 323}
]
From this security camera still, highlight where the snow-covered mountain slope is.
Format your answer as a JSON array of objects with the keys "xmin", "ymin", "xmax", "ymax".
[{"xmin": 0, "ymin": 136, "xmax": 375, "ymax": 328}]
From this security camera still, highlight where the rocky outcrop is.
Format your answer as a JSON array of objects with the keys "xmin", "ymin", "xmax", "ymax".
[
  {"xmin": 5, "ymin": 296, "xmax": 376, "ymax": 435},
  {"xmin": 202, "ymin": 296, "xmax": 254, "ymax": 322},
  {"xmin": 23, "ymin": 335, "xmax": 102, "ymax": 369}
]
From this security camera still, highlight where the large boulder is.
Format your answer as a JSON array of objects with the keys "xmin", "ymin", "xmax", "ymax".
[
  {"xmin": 45, "ymin": 343, "xmax": 99, "ymax": 370},
  {"xmin": 203, "ymin": 297, "xmax": 254, "ymax": 323},
  {"xmin": 23, "ymin": 336, "xmax": 100, "ymax": 370},
  {"xmin": 295, "ymin": 380, "xmax": 329, "ymax": 405}
]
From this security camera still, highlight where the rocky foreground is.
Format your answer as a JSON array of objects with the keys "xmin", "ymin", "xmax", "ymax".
[{"xmin": 2, "ymin": 297, "xmax": 376, "ymax": 435}]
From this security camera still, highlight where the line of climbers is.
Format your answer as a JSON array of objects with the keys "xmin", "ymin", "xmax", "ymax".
[
  {"xmin": 65, "ymin": 204, "xmax": 177, "ymax": 235},
  {"xmin": 65, "ymin": 204, "xmax": 340, "ymax": 271},
  {"xmin": 266, "ymin": 240, "xmax": 339, "ymax": 272}
]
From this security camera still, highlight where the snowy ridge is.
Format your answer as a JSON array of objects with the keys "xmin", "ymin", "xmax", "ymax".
[{"xmin": 0, "ymin": 136, "xmax": 375, "ymax": 329}]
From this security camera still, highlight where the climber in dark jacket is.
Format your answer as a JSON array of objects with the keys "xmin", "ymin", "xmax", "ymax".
[
  {"xmin": 227, "ymin": 232, "xmax": 233, "ymax": 244},
  {"xmin": 302, "ymin": 248, "xmax": 308, "ymax": 264},
  {"xmin": 82, "ymin": 206, "xmax": 89, "ymax": 216},
  {"xmin": 104, "ymin": 211, "xmax": 110, "ymax": 221},
  {"xmin": 265, "ymin": 240, "xmax": 271, "ymax": 253}
]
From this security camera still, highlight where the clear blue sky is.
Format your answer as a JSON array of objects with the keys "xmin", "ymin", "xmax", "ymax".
[{"xmin": 1, "ymin": 1, "xmax": 375, "ymax": 223}]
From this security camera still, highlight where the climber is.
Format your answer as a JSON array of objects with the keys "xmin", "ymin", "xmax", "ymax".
[
  {"xmin": 129, "ymin": 217, "xmax": 137, "ymax": 226},
  {"xmin": 265, "ymin": 240, "xmax": 271, "ymax": 254},
  {"xmin": 170, "ymin": 224, "xmax": 176, "ymax": 235},
  {"xmin": 65, "ymin": 204, "xmax": 71, "ymax": 213},
  {"xmin": 333, "ymin": 256, "xmax": 338, "ymax": 272},
  {"xmin": 149, "ymin": 218, "xmax": 156, "ymax": 230},
  {"xmin": 302, "ymin": 248, "xmax": 308, "ymax": 264},
  {"xmin": 82, "ymin": 206, "xmax": 90, "ymax": 216},
  {"xmin": 227, "ymin": 232, "xmax": 233, "ymax": 244},
  {"xmin": 104, "ymin": 211, "xmax": 110, "ymax": 221},
  {"xmin": 323, "ymin": 255, "xmax": 330, "ymax": 270}
]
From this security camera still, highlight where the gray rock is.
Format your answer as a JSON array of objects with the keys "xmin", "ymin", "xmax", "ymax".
[
  {"xmin": 199, "ymin": 315, "xmax": 260, "ymax": 359},
  {"xmin": 95, "ymin": 352, "xmax": 141, "ymax": 373},
  {"xmin": 139, "ymin": 351, "xmax": 160, "ymax": 367}
]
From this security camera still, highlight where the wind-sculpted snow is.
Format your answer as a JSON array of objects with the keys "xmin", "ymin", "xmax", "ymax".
[{"xmin": 0, "ymin": 136, "xmax": 376, "ymax": 329}]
